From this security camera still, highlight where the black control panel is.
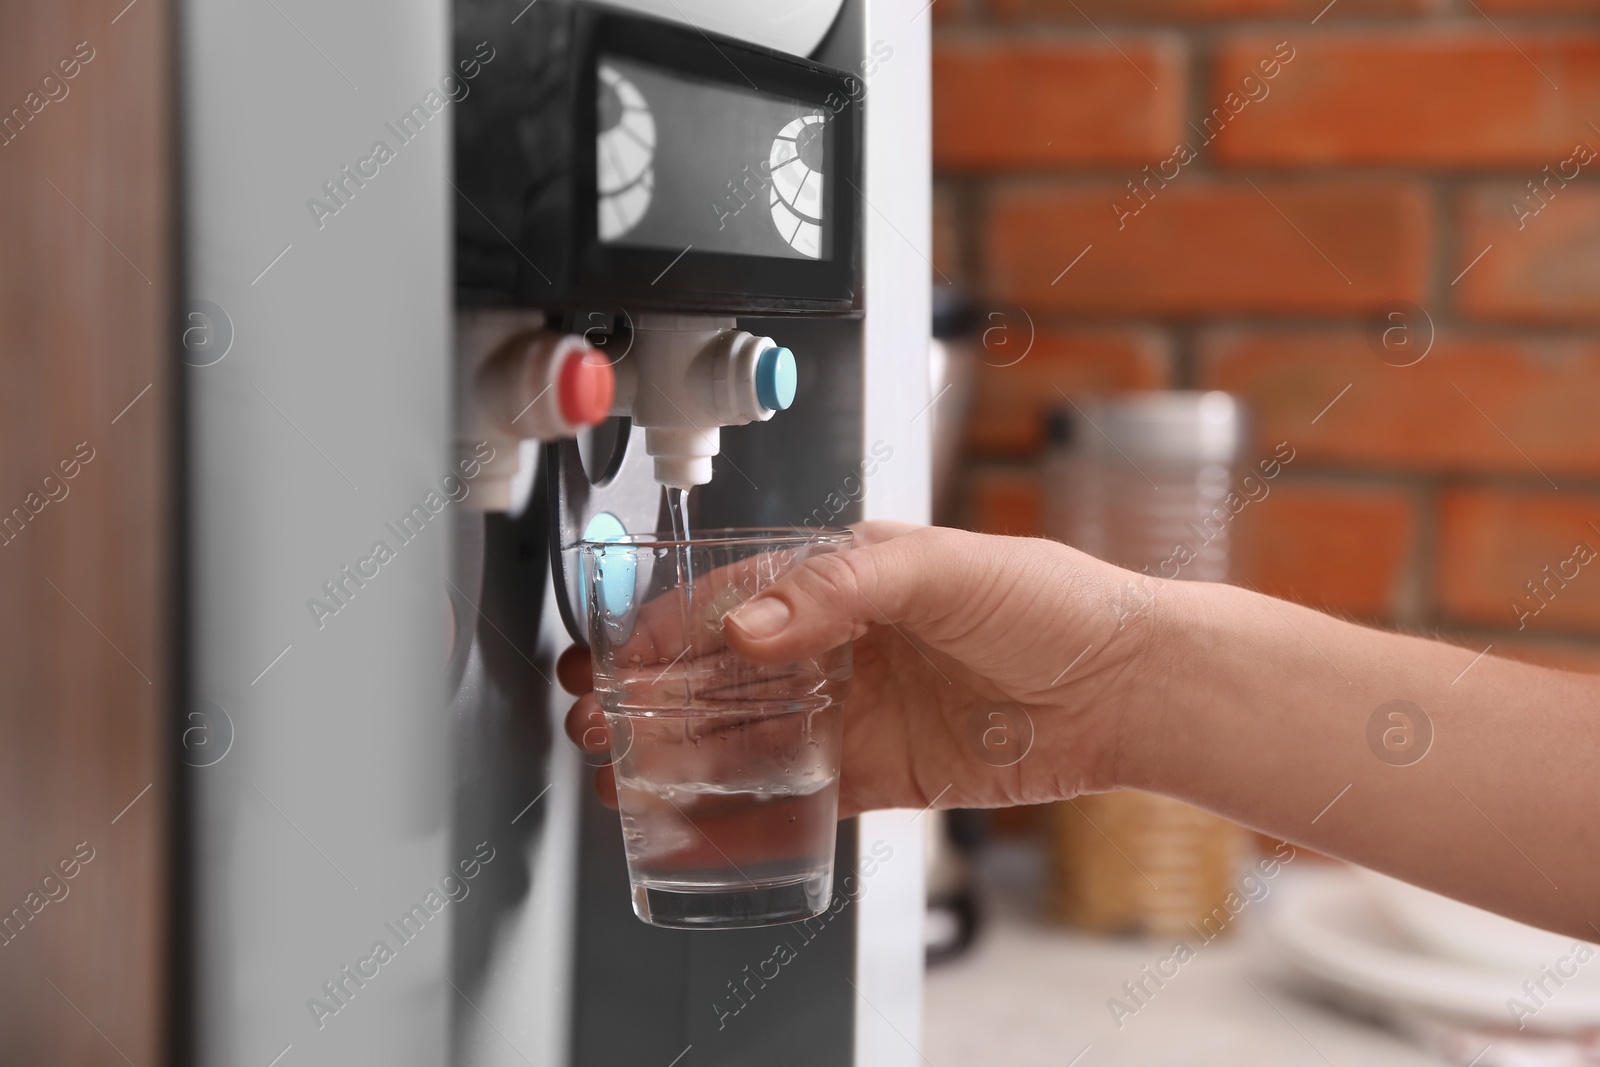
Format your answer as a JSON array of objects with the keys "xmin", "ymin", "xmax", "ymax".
[{"xmin": 454, "ymin": 0, "xmax": 861, "ymax": 314}]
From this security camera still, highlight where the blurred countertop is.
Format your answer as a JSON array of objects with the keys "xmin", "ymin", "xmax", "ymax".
[{"xmin": 923, "ymin": 842, "xmax": 1447, "ymax": 1067}]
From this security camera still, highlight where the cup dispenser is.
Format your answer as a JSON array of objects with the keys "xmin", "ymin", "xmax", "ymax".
[{"xmin": 449, "ymin": 1, "xmax": 929, "ymax": 1064}]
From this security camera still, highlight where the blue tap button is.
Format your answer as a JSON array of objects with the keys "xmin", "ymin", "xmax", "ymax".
[
  {"xmin": 755, "ymin": 346, "xmax": 797, "ymax": 412},
  {"xmin": 580, "ymin": 512, "xmax": 634, "ymax": 633}
]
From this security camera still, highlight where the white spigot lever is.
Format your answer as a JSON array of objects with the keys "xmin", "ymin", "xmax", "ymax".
[
  {"xmin": 610, "ymin": 314, "xmax": 798, "ymax": 490},
  {"xmin": 456, "ymin": 311, "xmax": 616, "ymax": 511}
]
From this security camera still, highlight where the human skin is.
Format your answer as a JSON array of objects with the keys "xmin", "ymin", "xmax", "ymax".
[{"xmin": 560, "ymin": 521, "xmax": 1600, "ymax": 941}]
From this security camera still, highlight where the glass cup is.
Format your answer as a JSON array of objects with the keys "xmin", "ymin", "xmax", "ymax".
[{"xmin": 580, "ymin": 527, "xmax": 852, "ymax": 929}]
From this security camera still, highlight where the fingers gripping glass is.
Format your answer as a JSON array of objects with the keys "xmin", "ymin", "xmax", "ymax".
[{"xmin": 580, "ymin": 528, "xmax": 852, "ymax": 929}]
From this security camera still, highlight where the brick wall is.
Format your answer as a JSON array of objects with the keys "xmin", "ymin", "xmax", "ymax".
[{"xmin": 936, "ymin": 0, "xmax": 1600, "ymax": 669}]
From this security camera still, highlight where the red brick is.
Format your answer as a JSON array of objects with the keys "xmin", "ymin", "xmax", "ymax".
[
  {"xmin": 965, "ymin": 466, "xmax": 1043, "ymax": 536},
  {"xmin": 1436, "ymin": 488, "xmax": 1600, "ymax": 634},
  {"xmin": 1485, "ymin": 636, "xmax": 1600, "ymax": 675},
  {"xmin": 1477, "ymin": 0, "xmax": 1600, "ymax": 11},
  {"xmin": 1211, "ymin": 33, "xmax": 1600, "ymax": 168},
  {"xmin": 986, "ymin": 180, "xmax": 1430, "ymax": 315},
  {"xmin": 930, "ymin": 0, "xmax": 972, "ymax": 21},
  {"xmin": 933, "ymin": 37, "xmax": 1185, "ymax": 169},
  {"xmin": 1455, "ymin": 183, "xmax": 1600, "ymax": 324},
  {"xmin": 992, "ymin": 0, "xmax": 1433, "ymax": 18},
  {"xmin": 1233, "ymin": 480, "xmax": 1417, "ymax": 620},
  {"xmin": 966, "ymin": 327, "xmax": 1171, "ymax": 457},
  {"xmin": 1200, "ymin": 329, "xmax": 1600, "ymax": 477}
]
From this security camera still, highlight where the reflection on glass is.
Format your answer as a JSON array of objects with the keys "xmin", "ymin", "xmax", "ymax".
[
  {"xmin": 768, "ymin": 115, "xmax": 825, "ymax": 259},
  {"xmin": 597, "ymin": 63, "xmax": 655, "ymax": 241},
  {"xmin": 594, "ymin": 55, "xmax": 830, "ymax": 262}
]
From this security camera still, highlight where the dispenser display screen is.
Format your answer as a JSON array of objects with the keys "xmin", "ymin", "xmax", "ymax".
[{"xmin": 596, "ymin": 55, "xmax": 831, "ymax": 262}]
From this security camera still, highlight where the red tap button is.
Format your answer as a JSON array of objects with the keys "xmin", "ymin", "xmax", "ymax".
[{"xmin": 558, "ymin": 347, "xmax": 615, "ymax": 428}]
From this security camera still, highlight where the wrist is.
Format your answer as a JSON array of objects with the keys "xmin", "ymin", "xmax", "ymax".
[{"xmin": 1103, "ymin": 573, "xmax": 1219, "ymax": 796}]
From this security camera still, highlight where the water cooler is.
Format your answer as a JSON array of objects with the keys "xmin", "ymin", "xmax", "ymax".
[
  {"xmin": 449, "ymin": 2, "xmax": 930, "ymax": 1064},
  {"xmin": 179, "ymin": 0, "xmax": 928, "ymax": 1065}
]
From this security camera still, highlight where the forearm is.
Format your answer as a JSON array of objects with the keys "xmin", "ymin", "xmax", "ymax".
[{"xmin": 1119, "ymin": 579, "xmax": 1600, "ymax": 939}]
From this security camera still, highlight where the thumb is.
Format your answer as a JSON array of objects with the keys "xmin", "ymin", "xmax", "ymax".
[{"xmin": 723, "ymin": 526, "xmax": 971, "ymax": 662}]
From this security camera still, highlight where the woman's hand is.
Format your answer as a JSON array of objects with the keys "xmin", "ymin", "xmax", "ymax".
[
  {"xmin": 560, "ymin": 521, "xmax": 1600, "ymax": 940},
  {"xmin": 561, "ymin": 521, "xmax": 1152, "ymax": 817}
]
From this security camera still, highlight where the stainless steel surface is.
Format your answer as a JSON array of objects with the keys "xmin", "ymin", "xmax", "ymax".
[
  {"xmin": 181, "ymin": 1, "xmax": 454, "ymax": 1063},
  {"xmin": 449, "ymin": 503, "xmax": 576, "ymax": 1067},
  {"xmin": 847, "ymin": 0, "xmax": 932, "ymax": 1056}
]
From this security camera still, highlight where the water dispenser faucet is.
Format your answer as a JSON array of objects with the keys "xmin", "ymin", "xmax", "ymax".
[
  {"xmin": 610, "ymin": 313, "xmax": 797, "ymax": 489},
  {"xmin": 456, "ymin": 310, "xmax": 617, "ymax": 511}
]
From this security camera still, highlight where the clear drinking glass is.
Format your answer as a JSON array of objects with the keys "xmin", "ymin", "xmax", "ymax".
[{"xmin": 580, "ymin": 527, "xmax": 853, "ymax": 929}]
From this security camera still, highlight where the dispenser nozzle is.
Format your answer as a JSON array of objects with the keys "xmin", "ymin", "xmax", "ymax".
[{"xmin": 612, "ymin": 315, "xmax": 798, "ymax": 490}]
